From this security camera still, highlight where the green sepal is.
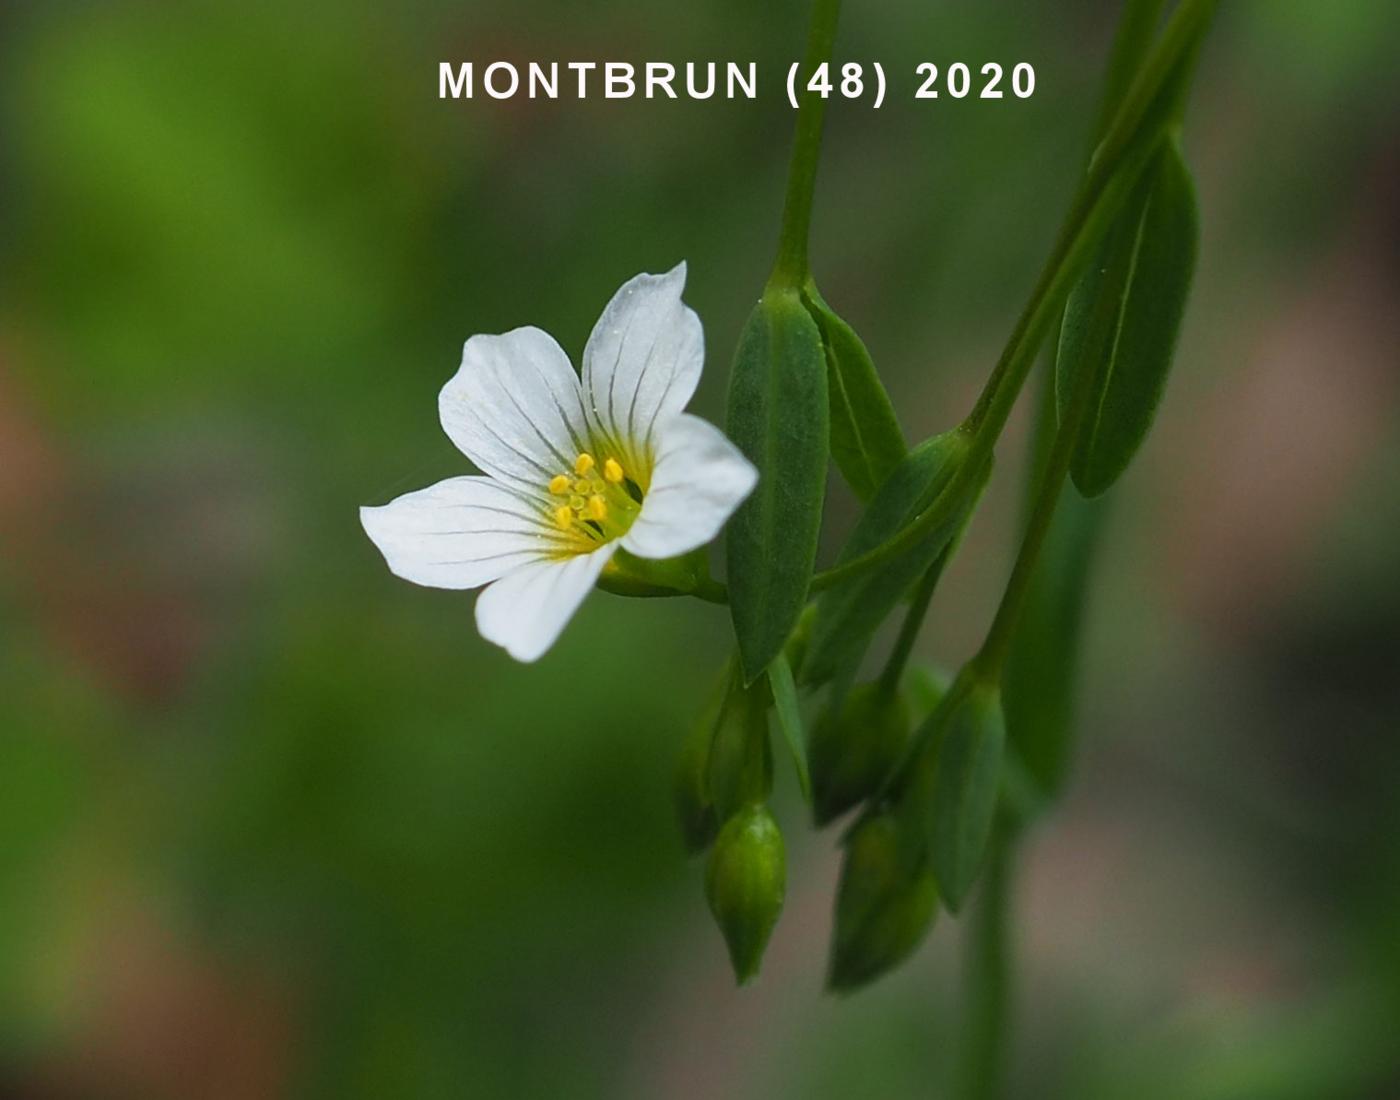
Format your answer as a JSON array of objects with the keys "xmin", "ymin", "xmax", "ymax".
[
  {"xmin": 802, "ymin": 430, "xmax": 985, "ymax": 687},
  {"xmin": 767, "ymin": 654, "xmax": 811, "ymax": 804},
  {"xmin": 827, "ymin": 811, "xmax": 939, "ymax": 994},
  {"xmin": 673, "ymin": 668, "xmax": 731, "ymax": 855},
  {"xmin": 706, "ymin": 672, "xmax": 773, "ymax": 823},
  {"xmin": 802, "ymin": 283, "xmax": 907, "ymax": 502},
  {"xmin": 601, "ymin": 546, "xmax": 711, "ymax": 599},
  {"xmin": 705, "ymin": 804, "xmax": 786, "ymax": 985},
  {"xmin": 809, "ymin": 682, "xmax": 911, "ymax": 827},
  {"xmin": 928, "ymin": 679, "xmax": 1006, "ymax": 914},
  {"xmin": 1057, "ymin": 138, "xmax": 1199, "ymax": 497},
  {"xmin": 725, "ymin": 286, "xmax": 830, "ymax": 683}
]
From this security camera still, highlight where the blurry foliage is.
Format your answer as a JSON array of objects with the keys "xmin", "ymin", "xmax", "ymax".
[{"xmin": 1, "ymin": 0, "xmax": 1398, "ymax": 1096}]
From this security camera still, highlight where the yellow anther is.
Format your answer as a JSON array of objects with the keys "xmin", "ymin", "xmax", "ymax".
[
  {"xmin": 568, "ymin": 494, "xmax": 586, "ymax": 511},
  {"xmin": 590, "ymin": 478, "xmax": 606, "ymax": 494},
  {"xmin": 604, "ymin": 457, "xmax": 625, "ymax": 483},
  {"xmin": 548, "ymin": 474, "xmax": 571, "ymax": 495},
  {"xmin": 554, "ymin": 505, "xmax": 574, "ymax": 530},
  {"xmin": 587, "ymin": 495, "xmax": 608, "ymax": 521},
  {"xmin": 573, "ymin": 478, "xmax": 594, "ymax": 495},
  {"xmin": 574, "ymin": 453, "xmax": 596, "ymax": 476}
]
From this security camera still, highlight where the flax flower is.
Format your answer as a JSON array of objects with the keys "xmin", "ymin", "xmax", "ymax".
[{"xmin": 361, "ymin": 265, "xmax": 757, "ymax": 660}]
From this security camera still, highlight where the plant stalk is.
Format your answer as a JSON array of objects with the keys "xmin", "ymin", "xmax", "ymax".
[
  {"xmin": 810, "ymin": 0, "xmax": 1215, "ymax": 595},
  {"xmin": 769, "ymin": 0, "xmax": 843, "ymax": 288},
  {"xmin": 954, "ymin": 829, "xmax": 1015, "ymax": 1100},
  {"xmin": 972, "ymin": 365, "xmax": 1094, "ymax": 679},
  {"xmin": 876, "ymin": 560, "xmax": 940, "ymax": 697}
]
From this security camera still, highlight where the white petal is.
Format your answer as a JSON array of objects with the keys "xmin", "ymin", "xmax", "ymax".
[
  {"xmin": 475, "ymin": 544, "xmax": 616, "ymax": 662},
  {"xmin": 621, "ymin": 414, "xmax": 757, "ymax": 560},
  {"xmin": 439, "ymin": 326, "xmax": 590, "ymax": 493},
  {"xmin": 581, "ymin": 264, "xmax": 703, "ymax": 467},
  {"xmin": 361, "ymin": 477, "xmax": 562, "ymax": 590}
]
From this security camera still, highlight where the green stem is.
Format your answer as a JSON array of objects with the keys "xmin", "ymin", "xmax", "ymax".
[
  {"xmin": 1094, "ymin": 0, "xmax": 1171, "ymax": 149},
  {"xmin": 609, "ymin": 0, "xmax": 1210, "ymax": 620},
  {"xmin": 876, "ymin": 562, "xmax": 939, "ymax": 697},
  {"xmin": 974, "ymin": 0, "xmax": 1196, "ymax": 681},
  {"xmin": 769, "ymin": 0, "xmax": 843, "ymax": 288},
  {"xmin": 876, "ymin": 486, "xmax": 978, "ymax": 697},
  {"xmin": 810, "ymin": 0, "xmax": 1215, "ymax": 596},
  {"xmin": 866, "ymin": 0, "xmax": 1211, "ymax": 821},
  {"xmin": 997, "ymin": 0, "xmax": 1165, "ymax": 793},
  {"xmin": 954, "ymin": 830, "xmax": 1015, "ymax": 1100},
  {"xmin": 971, "ymin": 261, "xmax": 1111, "ymax": 681},
  {"xmin": 869, "ymin": 371, "xmax": 1089, "ymax": 807}
]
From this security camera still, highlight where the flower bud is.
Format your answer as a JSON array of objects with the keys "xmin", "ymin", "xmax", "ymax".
[
  {"xmin": 809, "ymin": 683, "xmax": 911, "ymax": 826},
  {"xmin": 929, "ymin": 679, "xmax": 1005, "ymax": 913},
  {"xmin": 827, "ymin": 812, "xmax": 938, "ymax": 994},
  {"xmin": 704, "ymin": 803, "xmax": 786, "ymax": 984}
]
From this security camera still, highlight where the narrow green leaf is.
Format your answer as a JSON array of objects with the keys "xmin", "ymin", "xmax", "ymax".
[
  {"xmin": 725, "ymin": 287, "xmax": 830, "ymax": 682},
  {"xmin": 802, "ymin": 430, "xmax": 984, "ymax": 686},
  {"xmin": 767, "ymin": 654, "xmax": 811, "ymax": 804},
  {"xmin": 1003, "ymin": 485, "xmax": 1103, "ymax": 801},
  {"xmin": 1057, "ymin": 139, "xmax": 1199, "ymax": 497},
  {"xmin": 929, "ymin": 682, "xmax": 1005, "ymax": 913},
  {"xmin": 803, "ymin": 285, "xmax": 906, "ymax": 501}
]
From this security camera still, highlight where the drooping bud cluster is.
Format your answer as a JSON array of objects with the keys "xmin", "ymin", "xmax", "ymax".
[
  {"xmin": 666, "ymin": 0, "xmax": 1214, "ymax": 1000},
  {"xmin": 675, "ymin": 663, "xmax": 787, "ymax": 983}
]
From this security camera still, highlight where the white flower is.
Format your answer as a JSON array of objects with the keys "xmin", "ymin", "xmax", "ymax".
[{"xmin": 361, "ymin": 264, "xmax": 757, "ymax": 661}]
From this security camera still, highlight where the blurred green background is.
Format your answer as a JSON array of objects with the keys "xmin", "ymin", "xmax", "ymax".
[{"xmin": 3, "ymin": 1, "xmax": 1399, "ymax": 1096}]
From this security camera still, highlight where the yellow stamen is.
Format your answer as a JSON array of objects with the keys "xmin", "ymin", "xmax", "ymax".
[
  {"xmin": 573, "ymin": 478, "xmax": 594, "ymax": 495},
  {"xmin": 548, "ymin": 474, "xmax": 571, "ymax": 495},
  {"xmin": 554, "ymin": 505, "xmax": 574, "ymax": 530},
  {"xmin": 587, "ymin": 495, "xmax": 608, "ymax": 521},
  {"xmin": 574, "ymin": 453, "xmax": 596, "ymax": 476},
  {"xmin": 569, "ymin": 494, "xmax": 585, "ymax": 511},
  {"xmin": 604, "ymin": 458, "xmax": 624, "ymax": 483}
]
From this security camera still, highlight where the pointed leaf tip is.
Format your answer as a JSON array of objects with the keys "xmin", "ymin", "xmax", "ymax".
[{"xmin": 1058, "ymin": 140, "xmax": 1200, "ymax": 498}]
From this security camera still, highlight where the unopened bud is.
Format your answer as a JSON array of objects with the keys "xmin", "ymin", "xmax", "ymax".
[
  {"xmin": 704, "ymin": 803, "xmax": 786, "ymax": 984},
  {"xmin": 809, "ymin": 683, "xmax": 911, "ymax": 826},
  {"xmin": 929, "ymin": 679, "xmax": 1005, "ymax": 913},
  {"xmin": 827, "ymin": 812, "xmax": 938, "ymax": 994}
]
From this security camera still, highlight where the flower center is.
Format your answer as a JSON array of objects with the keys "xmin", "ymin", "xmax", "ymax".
[{"xmin": 546, "ymin": 451, "xmax": 642, "ymax": 546}]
